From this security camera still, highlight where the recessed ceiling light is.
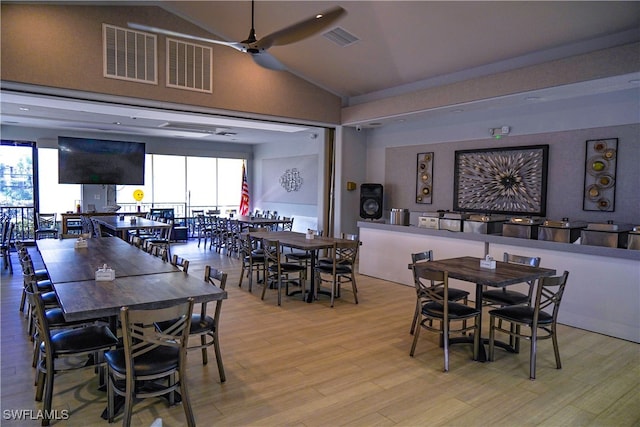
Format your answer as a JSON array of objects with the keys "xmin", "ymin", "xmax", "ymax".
[
  {"xmin": 19, "ymin": 107, "xmax": 30, "ymax": 111},
  {"xmin": 113, "ymin": 121, "xmax": 121, "ymax": 125},
  {"xmin": 525, "ymin": 96, "xmax": 541, "ymax": 101},
  {"xmin": 629, "ymin": 79, "xmax": 640, "ymax": 84},
  {"xmin": 451, "ymin": 109, "xmax": 464, "ymax": 113}
]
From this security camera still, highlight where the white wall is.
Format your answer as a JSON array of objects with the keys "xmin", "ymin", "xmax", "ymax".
[{"xmin": 252, "ymin": 132, "xmax": 326, "ymax": 233}]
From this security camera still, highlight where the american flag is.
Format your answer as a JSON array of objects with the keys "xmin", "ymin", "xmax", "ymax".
[{"xmin": 239, "ymin": 163, "xmax": 250, "ymax": 216}]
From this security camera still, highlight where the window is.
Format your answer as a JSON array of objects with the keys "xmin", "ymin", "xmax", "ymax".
[
  {"xmin": 217, "ymin": 158, "xmax": 244, "ymax": 211},
  {"xmin": 187, "ymin": 156, "xmax": 217, "ymax": 213},
  {"xmin": 37, "ymin": 148, "xmax": 82, "ymax": 214},
  {"xmin": 0, "ymin": 142, "xmax": 34, "ymax": 208},
  {"xmin": 113, "ymin": 154, "xmax": 245, "ymax": 215}
]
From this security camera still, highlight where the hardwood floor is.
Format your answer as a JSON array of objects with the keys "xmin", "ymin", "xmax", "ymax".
[{"xmin": 1, "ymin": 239, "xmax": 638, "ymax": 426}]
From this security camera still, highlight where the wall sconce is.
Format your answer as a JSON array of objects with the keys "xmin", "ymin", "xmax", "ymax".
[
  {"xmin": 489, "ymin": 126, "xmax": 510, "ymax": 139},
  {"xmin": 346, "ymin": 181, "xmax": 357, "ymax": 191}
]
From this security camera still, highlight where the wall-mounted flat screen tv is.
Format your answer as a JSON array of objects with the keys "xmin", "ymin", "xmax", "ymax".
[{"xmin": 58, "ymin": 136, "xmax": 145, "ymax": 185}]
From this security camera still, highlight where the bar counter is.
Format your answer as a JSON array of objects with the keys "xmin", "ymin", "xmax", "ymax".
[{"xmin": 358, "ymin": 221, "xmax": 640, "ymax": 343}]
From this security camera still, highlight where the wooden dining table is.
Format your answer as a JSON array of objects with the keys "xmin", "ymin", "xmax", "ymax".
[
  {"xmin": 234, "ymin": 215, "xmax": 291, "ymax": 230},
  {"xmin": 36, "ymin": 237, "xmax": 227, "ymax": 330},
  {"xmin": 92, "ymin": 215, "xmax": 170, "ymax": 240},
  {"xmin": 247, "ymin": 231, "xmax": 353, "ymax": 303},
  {"xmin": 54, "ymin": 272, "xmax": 226, "ymax": 323},
  {"xmin": 412, "ymin": 256, "xmax": 556, "ymax": 360},
  {"xmin": 37, "ymin": 237, "xmax": 177, "ymax": 283}
]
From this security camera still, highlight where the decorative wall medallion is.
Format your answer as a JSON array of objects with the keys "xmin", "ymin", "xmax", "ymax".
[
  {"xmin": 279, "ymin": 168, "xmax": 303, "ymax": 192},
  {"xmin": 583, "ymin": 138, "xmax": 618, "ymax": 212},
  {"xmin": 453, "ymin": 145, "xmax": 549, "ymax": 216},
  {"xmin": 415, "ymin": 152, "xmax": 434, "ymax": 204}
]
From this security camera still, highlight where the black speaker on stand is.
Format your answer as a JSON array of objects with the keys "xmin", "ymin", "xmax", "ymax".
[{"xmin": 360, "ymin": 183, "xmax": 383, "ymax": 219}]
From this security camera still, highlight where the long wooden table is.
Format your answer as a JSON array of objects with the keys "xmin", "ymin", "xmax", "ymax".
[
  {"xmin": 235, "ymin": 215, "xmax": 291, "ymax": 230},
  {"xmin": 55, "ymin": 272, "xmax": 226, "ymax": 323},
  {"xmin": 37, "ymin": 237, "xmax": 177, "ymax": 283},
  {"xmin": 413, "ymin": 256, "xmax": 556, "ymax": 360},
  {"xmin": 247, "ymin": 231, "xmax": 353, "ymax": 303},
  {"xmin": 92, "ymin": 216, "xmax": 170, "ymax": 240},
  {"xmin": 36, "ymin": 237, "xmax": 227, "ymax": 327}
]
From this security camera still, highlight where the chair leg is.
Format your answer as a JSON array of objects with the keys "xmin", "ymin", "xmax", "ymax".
[
  {"xmin": 529, "ymin": 327, "xmax": 538, "ymax": 380},
  {"xmin": 19, "ymin": 289, "xmax": 26, "ymax": 312},
  {"xmin": 35, "ymin": 369, "xmax": 45, "ymax": 401},
  {"xmin": 488, "ymin": 315, "xmax": 496, "ymax": 362},
  {"xmin": 107, "ymin": 368, "xmax": 115, "ymax": 422},
  {"xmin": 200, "ymin": 335, "xmax": 208, "ymax": 365},
  {"xmin": 277, "ymin": 277, "xmax": 282, "ymax": 306},
  {"xmin": 351, "ymin": 275, "xmax": 358, "ymax": 304},
  {"xmin": 213, "ymin": 334, "xmax": 226, "ymax": 383},
  {"xmin": 442, "ymin": 320, "xmax": 449, "ymax": 372},
  {"xmin": 410, "ymin": 302, "xmax": 419, "ymax": 335},
  {"xmin": 409, "ymin": 319, "xmax": 421, "ymax": 357},
  {"xmin": 238, "ymin": 264, "xmax": 246, "ymax": 288},
  {"xmin": 552, "ymin": 327, "xmax": 562, "ymax": 370},
  {"xmin": 261, "ymin": 275, "xmax": 268, "ymax": 301},
  {"xmin": 123, "ymin": 386, "xmax": 135, "ymax": 427},
  {"xmin": 179, "ymin": 368, "xmax": 196, "ymax": 427},
  {"xmin": 330, "ymin": 277, "xmax": 336, "ymax": 308},
  {"xmin": 42, "ymin": 357, "xmax": 55, "ymax": 426}
]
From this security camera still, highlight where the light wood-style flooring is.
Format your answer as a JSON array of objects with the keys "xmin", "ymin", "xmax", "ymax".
[{"xmin": 1, "ymin": 239, "xmax": 638, "ymax": 426}]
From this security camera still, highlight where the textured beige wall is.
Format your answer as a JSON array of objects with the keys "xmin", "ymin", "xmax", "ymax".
[
  {"xmin": 1, "ymin": 4, "xmax": 341, "ymax": 124},
  {"xmin": 342, "ymin": 43, "xmax": 640, "ymax": 124}
]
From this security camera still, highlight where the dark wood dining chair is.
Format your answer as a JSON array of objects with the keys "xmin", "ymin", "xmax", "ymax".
[
  {"xmin": 28, "ymin": 288, "xmax": 118, "ymax": 426},
  {"xmin": 238, "ymin": 233, "xmax": 266, "ymax": 292},
  {"xmin": 262, "ymin": 239, "xmax": 307, "ymax": 306},
  {"xmin": 409, "ymin": 267, "xmax": 480, "ymax": 372},
  {"xmin": 105, "ymin": 298, "xmax": 196, "ymax": 427},
  {"xmin": 184, "ymin": 266, "xmax": 227, "ymax": 381},
  {"xmin": 482, "ymin": 252, "xmax": 541, "ymax": 308},
  {"xmin": 314, "ymin": 240, "xmax": 359, "ymax": 307},
  {"xmin": 409, "ymin": 250, "xmax": 470, "ymax": 335},
  {"xmin": 488, "ymin": 271, "xmax": 570, "ymax": 380},
  {"xmin": 34, "ymin": 213, "xmax": 58, "ymax": 240}
]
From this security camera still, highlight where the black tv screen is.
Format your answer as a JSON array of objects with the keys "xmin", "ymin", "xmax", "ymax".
[{"xmin": 58, "ymin": 136, "xmax": 145, "ymax": 185}]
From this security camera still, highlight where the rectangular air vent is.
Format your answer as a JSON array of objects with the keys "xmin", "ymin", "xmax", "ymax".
[
  {"xmin": 323, "ymin": 27, "xmax": 359, "ymax": 47},
  {"xmin": 103, "ymin": 24, "xmax": 157, "ymax": 84},
  {"xmin": 167, "ymin": 39, "xmax": 212, "ymax": 93}
]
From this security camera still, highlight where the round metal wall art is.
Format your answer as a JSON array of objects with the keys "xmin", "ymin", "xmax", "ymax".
[
  {"xmin": 415, "ymin": 152, "xmax": 434, "ymax": 204},
  {"xmin": 279, "ymin": 168, "xmax": 303, "ymax": 192},
  {"xmin": 583, "ymin": 138, "xmax": 618, "ymax": 212}
]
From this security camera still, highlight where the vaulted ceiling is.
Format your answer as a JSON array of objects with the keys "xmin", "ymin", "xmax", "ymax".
[{"xmin": 2, "ymin": 1, "xmax": 639, "ymax": 143}]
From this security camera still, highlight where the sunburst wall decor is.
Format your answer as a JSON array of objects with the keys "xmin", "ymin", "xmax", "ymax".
[{"xmin": 453, "ymin": 145, "xmax": 549, "ymax": 216}]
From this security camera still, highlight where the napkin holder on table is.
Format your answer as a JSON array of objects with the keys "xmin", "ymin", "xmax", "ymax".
[
  {"xmin": 305, "ymin": 229, "xmax": 315, "ymax": 240},
  {"xmin": 95, "ymin": 264, "xmax": 115, "ymax": 281},
  {"xmin": 480, "ymin": 255, "xmax": 496, "ymax": 270},
  {"xmin": 74, "ymin": 237, "xmax": 88, "ymax": 249}
]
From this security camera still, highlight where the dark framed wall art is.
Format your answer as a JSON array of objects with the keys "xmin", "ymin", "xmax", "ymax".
[
  {"xmin": 453, "ymin": 145, "xmax": 549, "ymax": 216},
  {"xmin": 583, "ymin": 138, "xmax": 618, "ymax": 212}
]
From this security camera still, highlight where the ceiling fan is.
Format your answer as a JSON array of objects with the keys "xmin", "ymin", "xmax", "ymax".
[{"xmin": 129, "ymin": 1, "xmax": 346, "ymax": 71}]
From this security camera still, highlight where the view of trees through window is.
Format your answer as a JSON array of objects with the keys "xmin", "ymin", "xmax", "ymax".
[{"xmin": 1, "ymin": 140, "xmax": 246, "ymax": 237}]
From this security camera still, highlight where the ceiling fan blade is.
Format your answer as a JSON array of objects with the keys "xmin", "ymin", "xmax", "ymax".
[
  {"xmin": 254, "ymin": 6, "xmax": 346, "ymax": 50},
  {"xmin": 251, "ymin": 52, "xmax": 287, "ymax": 71},
  {"xmin": 128, "ymin": 22, "xmax": 246, "ymax": 52}
]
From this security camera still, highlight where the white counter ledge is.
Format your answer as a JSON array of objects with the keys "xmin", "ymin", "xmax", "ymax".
[{"xmin": 358, "ymin": 221, "xmax": 640, "ymax": 343}]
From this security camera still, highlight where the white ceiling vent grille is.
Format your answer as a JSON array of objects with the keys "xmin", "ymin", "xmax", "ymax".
[
  {"xmin": 103, "ymin": 24, "xmax": 157, "ymax": 84},
  {"xmin": 323, "ymin": 27, "xmax": 359, "ymax": 47},
  {"xmin": 167, "ymin": 39, "xmax": 212, "ymax": 93}
]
